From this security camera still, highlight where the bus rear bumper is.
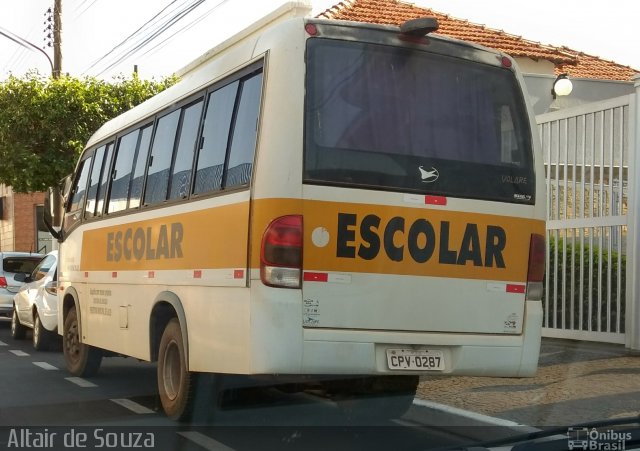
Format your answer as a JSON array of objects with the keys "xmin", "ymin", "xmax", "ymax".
[{"xmin": 298, "ymin": 300, "xmax": 543, "ymax": 378}]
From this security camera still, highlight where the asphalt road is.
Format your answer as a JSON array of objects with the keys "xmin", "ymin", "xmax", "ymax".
[{"xmin": 0, "ymin": 317, "xmax": 543, "ymax": 451}]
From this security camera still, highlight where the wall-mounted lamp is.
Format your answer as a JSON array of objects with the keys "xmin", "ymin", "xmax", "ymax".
[{"xmin": 552, "ymin": 73, "xmax": 573, "ymax": 99}]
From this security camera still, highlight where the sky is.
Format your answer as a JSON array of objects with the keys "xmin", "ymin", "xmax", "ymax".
[{"xmin": 0, "ymin": 0, "xmax": 639, "ymax": 81}]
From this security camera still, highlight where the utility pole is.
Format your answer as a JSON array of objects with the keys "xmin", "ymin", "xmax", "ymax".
[{"xmin": 53, "ymin": 0, "xmax": 62, "ymax": 78}]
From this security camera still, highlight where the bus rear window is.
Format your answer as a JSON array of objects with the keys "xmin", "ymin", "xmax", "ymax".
[{"xmin": 304, "ymin": 39, "xmax": 535, "ymax": 204}]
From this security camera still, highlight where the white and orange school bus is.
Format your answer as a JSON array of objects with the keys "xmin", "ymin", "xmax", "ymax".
[{"xmin": 45, "ymin": 3, "xmax": 546, "ymax": 421}]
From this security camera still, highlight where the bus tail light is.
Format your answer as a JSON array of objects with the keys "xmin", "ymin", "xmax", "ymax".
[
  {"xmin": 526, "ymin": 233, "xmax": 545, "ymax": 301},
  {"xmin": 0, "ymin": 276, "xmax": 6, "ymax": 288},
  {"xmin": 260, "ymin": 215, "xmax": 303, "ymax": 289},
  {"xmin": 305, "ymin": 23, "xmax": 318, "ymax": 36}
]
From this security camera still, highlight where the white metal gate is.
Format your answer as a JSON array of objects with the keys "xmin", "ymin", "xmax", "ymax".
[{"xmin": 537, "ymin": 90, "xmax": 639, "ymax": 347}]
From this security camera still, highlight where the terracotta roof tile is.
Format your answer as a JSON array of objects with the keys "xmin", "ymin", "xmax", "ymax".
[
  {"xmin": 554, "ymin": 48, "xmax": 637, "ymax": 81},
  {"xmin": 317, "ymin": 0, "xmax": 638, "ymax": 81}
]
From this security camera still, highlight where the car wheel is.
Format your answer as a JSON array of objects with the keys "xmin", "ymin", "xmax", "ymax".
[
  {"xmin": 63, "ymin": 306, "xmax": 102, "ymax": 376},
  {"xmin": 33, "ymin": 311, "xmax": 51, "ymax": 351},
  {"xmin": 10, "ymin": 307, "xmax": 27, "ymax": 340}
]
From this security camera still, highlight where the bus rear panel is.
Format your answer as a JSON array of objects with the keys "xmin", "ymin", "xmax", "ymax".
[{"xmin": 245, "ymin": 19, "xmax": 545, "ymax": 378}]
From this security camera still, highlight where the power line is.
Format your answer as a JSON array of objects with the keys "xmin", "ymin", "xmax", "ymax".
[
  {"xmin": 75, "ymin": 0, "xmax": 100, "ymax": 19},
  {"xmin": 94, "ymin": 0, "xmax": 209, "ymax": 76},
  {"xmin": 73, "ymin": 0, "xmax": 92, "ymax": 14},
  {"xmin": 92, "ymin": 0, "xmax": 206, "ymax": 75},
  {"xmin": 137, "ymin": 0, "xmax": 232, "ymax": 60},
  {"xmin": 0, "ymin": 26, "xmax": 53, "ymax": 75},
  {"xmin": 2, "ymin": 19, "xmax": 38, "ymax": 76},
  {"xmin": 3, "ymin": 46, "xmax": 27, "ymax": 75},
  {"xmin": 81, "ymin": 0, "xmax": 182, "ymax": 74}
]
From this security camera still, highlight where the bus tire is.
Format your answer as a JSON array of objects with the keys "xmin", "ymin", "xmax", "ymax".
[
  {"xmin": 63, "ymin": 306, "xmax": 102, "ymax": 377},
  {"xmin": 11, "ymin": 307, "xmax": 27, "ymax": 340},
  {"xmin": 157, "ymin": 318, "xmax": 197, "ymax": 421},
  {"xmin": 33, "ymin": 311, "xmax": 52, "ymax": 351}
]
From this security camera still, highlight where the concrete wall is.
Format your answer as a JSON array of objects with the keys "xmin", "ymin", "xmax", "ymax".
[
  {"xmin": 523, "ymin": 73, "xmax": 636, "ymax": 115},
  {"xmin": 511, "ymin": 52, "xmax": 637, "ymax": 115}
]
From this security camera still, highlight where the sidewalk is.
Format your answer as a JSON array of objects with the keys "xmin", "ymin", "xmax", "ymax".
[{"xmin": 415, "ymin": 338, "xmax": 640, "ymax": 426}]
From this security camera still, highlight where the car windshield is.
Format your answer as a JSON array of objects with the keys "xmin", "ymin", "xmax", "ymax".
[{"xmin": 31, "ymin": 254, "xmax": 56, "ymax": 282}]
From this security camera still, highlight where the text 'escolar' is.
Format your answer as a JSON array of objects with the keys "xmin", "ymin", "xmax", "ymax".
[
  {"xmin": 106, "ymin": 223, "xmax": 184, "ymax": 262},
  {"xmin": 336, "ymin": 213, "xmax": 506, "ymax": 268}
]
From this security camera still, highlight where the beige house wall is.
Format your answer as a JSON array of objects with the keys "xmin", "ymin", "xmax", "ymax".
[{"xmin": 514, "ymin": 57, "xmax": 556, "ymax": 75}]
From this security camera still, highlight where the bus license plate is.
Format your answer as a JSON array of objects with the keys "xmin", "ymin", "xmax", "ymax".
[{"xmin": 386, "ymin": 349, "xmax": 445, "ymax": 371}]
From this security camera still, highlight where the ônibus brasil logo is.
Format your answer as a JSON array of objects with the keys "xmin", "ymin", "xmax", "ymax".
[{"xmin": 567, "ymin": 427, "xmax": 631, "ymax": 450}]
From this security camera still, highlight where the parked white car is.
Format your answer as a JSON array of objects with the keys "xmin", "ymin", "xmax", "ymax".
[{"xmin": 11, "ymin": 251, "xmax": 59, "ymax": 350}]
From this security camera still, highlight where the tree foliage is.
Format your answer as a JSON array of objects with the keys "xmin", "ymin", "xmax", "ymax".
[{"xmin": 0, "ymin": 72, "xmax": 178, "ymax": 192}]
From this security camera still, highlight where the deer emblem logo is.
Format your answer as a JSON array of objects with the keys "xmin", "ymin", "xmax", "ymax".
[{"xmin": 418, "ymin": 166, "xmax": 439, "ymax": 183}]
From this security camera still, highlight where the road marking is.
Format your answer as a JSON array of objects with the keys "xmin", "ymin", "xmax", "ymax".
[
  {"xmin": 65, "ymin": 377, "xmax": 98, "ymax": 388},
  {"xmin": 33, "ymin": 361, "xmax": 58, "ymax": 370},
  {"xmin": 0, "ymin": 340, "xmax": 8, "ymax": 346},
  {"xmin": 177, "ymin": 432, "xmax": 235, "ymax": 451},
  {"xmin": 9, "ymin": 350, "xmax": 29, "ymax": 356},
  {"xmin": 111, "ymin": 398, "xmax": 155, "ymax": 414},
  {"xmin": 412, "ymin": 398, "xmax": 525, "ymax": 427}
]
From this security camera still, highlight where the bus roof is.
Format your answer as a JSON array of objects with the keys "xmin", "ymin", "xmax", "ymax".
[
  {"xmin": 177, "ymin": 1, "xmax": 312, "ymax": 78},
  {"xmin": 84, "ymin": 1, "xmax": 510, "ymax": 152}
]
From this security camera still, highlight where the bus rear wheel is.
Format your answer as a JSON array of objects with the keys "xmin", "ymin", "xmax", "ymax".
[
  {"xmin": 157, "ymin": 318, "xmax": 222, "ymax": 422},
  {"xmin": 63, "ymin": 306, "xmax": 102, "ymax": 377},
  {"xmin": 157, "ymin": 318, "xmax": 197, "ymax": 421}
]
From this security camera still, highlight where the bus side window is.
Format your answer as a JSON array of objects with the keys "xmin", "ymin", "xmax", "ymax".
[
  {"xmin": 108, "ymin": 129, "xmax": 140, "ymax": 214},
  {"xmin": 67, "ymin": 157, "xmax": 92, "ymax": 213},
  {"xmin": 224, "ymin": 72, "xmax": 263, "ymax": 188},
  {"xmin": 144, "ymin": 110, "xmax": 180, "ymax": 205},
  {"xmin": 84, "ymin": 145, "xmax": 106, "ymax": 218},
  {"xmin": 129, "ymin": 125, "xmax": 153, "ymax": 209},
  {"xmin": 193, "ymin": 81, "xmax": 239, "ymax": 194},
  {"xmin": 94, "ymin": 142, "xmax": 114, "ymax": 216},
  {"xmin": 168, "ymin": 99, "xmax": 204, "ymax": 201}
]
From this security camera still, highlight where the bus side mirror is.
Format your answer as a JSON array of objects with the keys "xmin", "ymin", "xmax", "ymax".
[{"xmin": 44, "ymin": 186, "xmax": 63, "ymax": 241}]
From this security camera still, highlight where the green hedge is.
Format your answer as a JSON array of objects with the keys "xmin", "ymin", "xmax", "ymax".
[{"xmin": 544, "ymin": 238, "xmax": 626, "ymax": 333}]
